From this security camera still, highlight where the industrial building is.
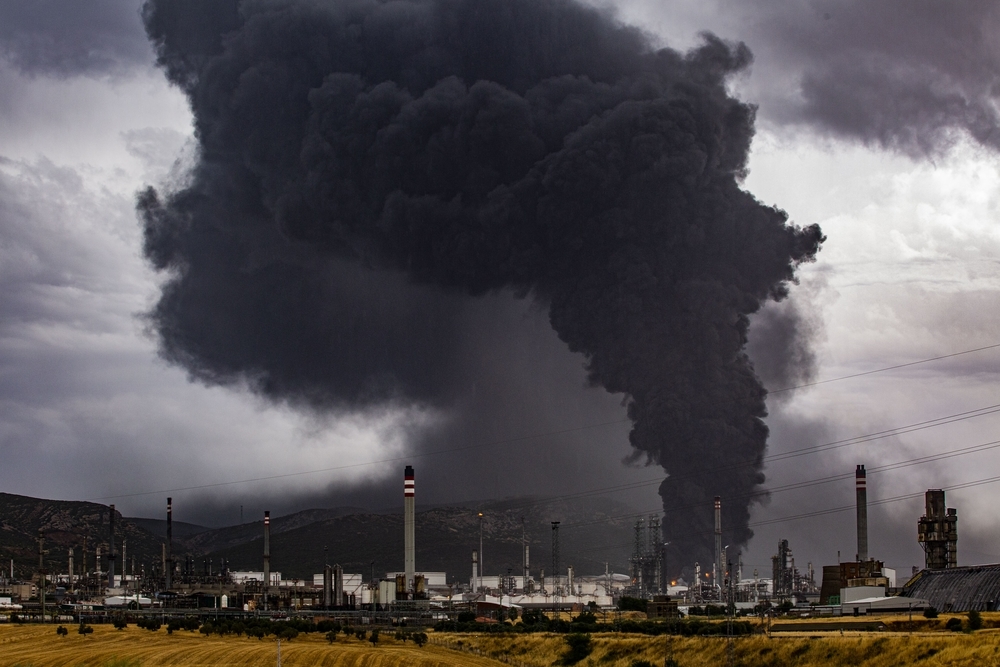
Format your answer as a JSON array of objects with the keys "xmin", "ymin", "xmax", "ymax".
[{"xmin": 7, "ymin": 460, "xmax": 999, "ymax": 623}]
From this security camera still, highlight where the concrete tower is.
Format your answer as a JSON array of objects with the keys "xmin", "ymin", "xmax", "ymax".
[
  {"xmin": 714, "ymin": 496, "xmax": 722, "ymax": 586},
  {"xmin": 263, "ymin": 511, "xmax": 271, "ymax": 606},
  {"xmin": 166, "ymin": 497, "xmax": 173, "ymax": 590},
  {"xmin": 108, "ymin": 504, "xmax": 116, "ymax": 589},
  {"xmin": 404, "ymin": 465, "xmax": 415, "ymax": 594},
  {"xmin": 856, "ymin": 465, "xmax": 868, "ymax": 561}
]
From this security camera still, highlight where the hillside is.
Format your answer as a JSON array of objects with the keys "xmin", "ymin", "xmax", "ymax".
[
  {"xmin": 202, "ymin": 496, "xmax": 637, "ymax": 581},
  {"xmin": 0, "ymin": 493, "xmax": 168, "ymax": 580},
  {"xmin": 128, "ymin": 517, "xmax": 210, "ymax": 540},
  {"xmin": 0, "ymin": 492, "xmax": 641, "ymax": 583}
]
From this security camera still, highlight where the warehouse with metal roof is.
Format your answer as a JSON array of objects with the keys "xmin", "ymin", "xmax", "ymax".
[{"xmin": 902, "ymin": 565, "xmax": 1000, "ymax": 612}]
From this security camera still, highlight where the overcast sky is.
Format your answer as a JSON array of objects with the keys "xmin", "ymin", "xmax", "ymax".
[{"xmin": 1, "ymin": 0, "xmax": 999, "ymax": 580}]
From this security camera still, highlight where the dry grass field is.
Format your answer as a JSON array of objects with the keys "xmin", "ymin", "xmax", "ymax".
[
  {"xmin": 8, "ymin": 620, "xmax": 1000, "ymax": 666},
  {"xmin": 442, "ymin": 627, "xmax": 1000, "ymax": 667},
  {"xmin": 0, "ymin": 624, "xmax": 501, "ymax": 667}
]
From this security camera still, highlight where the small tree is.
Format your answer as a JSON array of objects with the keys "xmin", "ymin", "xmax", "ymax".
[
  {"xmin": 369, "ymin": 629, "xmax": 380, "ymax": 646},
  {"xmin": 78, "ymin": 623, "xmax": 94, "ymax": 636},
  {"xmin": 945, "ymin": 617, "xmax": 963, "ymax": 632},
  {"xmin": 326, "ymin": 629, "xmax": 339, "ymax": 643},
  {"xmin": 413, "ymin": 632, "xmax": 428, "ymax": 647},
  {"xmin": 617, "ymin": 597, "xmax": 648, "ymax": 613},
  {"xmin": 923, "ymin": 607, "xmax": 939, "ymax": 619},
  {"xmin": 968, "ymin": 610, "xmax": 983, "ymax": 631},
  {"xmin": 508, "ymin": 607, "xmax": 519, "ymax": 621},
  {"xmin": 561, "ymin": 633, "xmax": 592, "ymax": 665},
  {"xmin": 112, "ymin": 615, "xmax": 128, "ymax": 631},
  {"xmin": 56, "ymin": 625, "xmax": 68, "ymax": 636}
]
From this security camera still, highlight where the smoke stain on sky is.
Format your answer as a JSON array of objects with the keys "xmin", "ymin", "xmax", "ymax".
[{"xmin": 137, "ymin": 0, "xmax": 822, "ymax": 570}]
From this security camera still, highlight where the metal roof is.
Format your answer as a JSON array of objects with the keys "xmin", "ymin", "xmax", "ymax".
[{"xmin": 902, "ymin": 565, "xmax": 1000, "ymax": 612}]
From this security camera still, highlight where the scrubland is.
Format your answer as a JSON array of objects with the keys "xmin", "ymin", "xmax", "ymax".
[
  {"xmin": 439, "ymin": 619, "xmax": 1000, "ymax": 667},
  {"xmin": 7, "ymin": 617, "xmax": 1000, "ymax": 666},
  {"xmin": 0, "ymin": 624, "xmax": 496, "ymax": 667}
]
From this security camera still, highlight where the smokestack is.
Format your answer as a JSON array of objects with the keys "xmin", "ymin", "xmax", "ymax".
[
  {"xmin": 551, "ymin": 522, "xmax": 560, "ymax": 594},
  {"xmin": 714, "ymin": 496, "xmax": 722, "ymax": 585},
  {"xmin": 68, "ymin": 547, "xmax": 74, "ymax": 591},
  {"xmin": 334, "ymin": 564, "xmax": 344, "ymax": 607},
  {"xmin": 524, "ymin": 545, "xmax": 530, "ymax": 582},
  {"xmin": 404, "ymin": 465, "xmax": 415, "ymax": 596},
  {"xmin": 471, "ymin": 550, "xmax": 478, "ymax": 593},
  {"xmin": 166, "ymin": 497, "xmax": 173, "ymax": 590},
  {"xmin": 856, "ymin": 465, "xmax": 868, "ymax": 561},
  {"xmin": 108, "ymin": 504, "xmax": 116, "ymax": 589},
  {"xmin": 323, "ymin": 564, "xmax": 333, "ymax": 608},
  {"xmin": 263, "ymin": 511, "xmax": 270, "ymax": 606}
]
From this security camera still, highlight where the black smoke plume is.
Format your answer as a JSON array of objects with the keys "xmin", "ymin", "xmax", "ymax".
[{"xmin": 138, "ymin": 0, "xmax": 823, "ymax": 569}]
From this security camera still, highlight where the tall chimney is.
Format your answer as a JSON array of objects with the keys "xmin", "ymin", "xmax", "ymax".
[
  {"xmin": 166, "ymin": 497, "xmax": 173, "ymax": 590},
  {"xmin": 404, "ymin": 465, "xmax": 415, "ymax": 596},
  {"xmin": 108, "ymin": 504, "xmax": 116, "ymax": 589},
  {"xmin": 714, "ymin": 496, "xmax": 722, "ymax": 585},
  {"xmin": 856, "ymin": 465, "xmax": 868, "ymax": 561},
  {"xmin": 551, "ymin": 522, "xmax": 560, "ymax": 595},
  {"xmin": 471, "ymin": 549, "xmax": 479, "ymax": 593},
  {"xmin": 68, "ymin": 547, "xmax": 74, "ymax": 591},
  {"xmin": 334, "ymin": 564, "xmax": 344, "ymax": 606},
  {"xmin": 263, "ymin": 511, "xmax": 270, "ymax": 606}
]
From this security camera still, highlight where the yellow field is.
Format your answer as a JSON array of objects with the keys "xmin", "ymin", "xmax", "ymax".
[
  {"xmin": 8, "ymin": 622, "xmax": 1000, "ymax": 667},
  {"xmin": 442, "ymin": 628, "xmax": 1000, "ymax": 667},
  {"xmin": 0, "ymin": 624, "xmax": 501, "ymax": 667}
]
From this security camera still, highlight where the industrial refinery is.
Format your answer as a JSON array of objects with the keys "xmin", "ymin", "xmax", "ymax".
[{"xmin": 1, "ymin": 460, "xmax": 996, "ymax": 626}]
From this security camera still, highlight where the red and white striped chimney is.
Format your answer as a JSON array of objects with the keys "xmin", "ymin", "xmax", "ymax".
[{"xmin": 404, "ymin": 465, "xmax": 415, "ymax": 594}]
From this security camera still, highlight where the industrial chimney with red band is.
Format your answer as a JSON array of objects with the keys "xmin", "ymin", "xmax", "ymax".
[
  {"xmin": 856, "ymin": 465, "xmax": 868, "ymax": 562},
  {"xmin": 404, "ymin": 465, "xmax": 415, "ymax": 595}
]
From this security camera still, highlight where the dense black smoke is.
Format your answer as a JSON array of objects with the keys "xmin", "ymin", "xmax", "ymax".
[{"xmin": 138, "ymin": 0, "xmax": 822, "ymax": 569}]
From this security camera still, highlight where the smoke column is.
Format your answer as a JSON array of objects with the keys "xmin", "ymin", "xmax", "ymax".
[{"xmin": 138, "ymin": 0, "xmax": 823, "ymax": 569}]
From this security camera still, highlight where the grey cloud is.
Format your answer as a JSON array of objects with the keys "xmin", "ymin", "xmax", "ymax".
[
  {"xmin": 0, "ymin": 0, "xmax": 152, "ymax": 77},
  {"xmin": 614, "ymin": 0, "xmax": 1000, "ymax": 156}
]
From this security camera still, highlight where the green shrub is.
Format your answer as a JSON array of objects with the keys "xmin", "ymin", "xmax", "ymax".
[
  {"xmin": 968, "ymin": 610, "xmax": 983, "ymax": 631},
  {"xmin": 78, "ymin": 623, "xmax": 94, "ymax": 635},
  {"xmin": 561, "ymin": 633, "xmax": 592, "ymax": 665},
  {"xmin": 56, "ymin": 625, "xmax": 68, "ymax": 636},
  {"xmin": 618, "ymin": 597, "xmax": 648, "ymax": 613},
  {"xmin": 923, "ymin": 607, "xmax": 938, "ymax": 619},
  {"xmin": 413, "ymin": 632, "xmax": 428, "ymax": 647},
  {"xmin": 945, "ymin": 617, "xmax": 963, "ymax": 632},
  {"xmin": 457, "ymin": 611, "xmax": 477, "ymax": 623}
]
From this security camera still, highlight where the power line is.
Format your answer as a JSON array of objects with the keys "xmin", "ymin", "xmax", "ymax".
[
  {"xmin": 89, "ymin": 342, "xmax": 1000, "ymax": 502},
  {"xmin": 572, "ymin": 473, "xmax": 1000, "ymax": 559},
  {"xmin": 491, "ymin": 402, "xmax": 1000, "ymax": 515},
  {"xmin": 89, "ymin": 399, "xmax": 1000, "ymax": 503},
  {"xmin": 558, "ymin": 436, "xmax": 1000, "ymax": 531},
  {"xmin": 769, "ymin": 342, "xmax": 1000, "ymax": 394}
]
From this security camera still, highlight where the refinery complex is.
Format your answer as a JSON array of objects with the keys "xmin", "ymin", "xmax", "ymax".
[{"xmin": 0, "ymin": 463, "xmax": 993, "ymax": 622}]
